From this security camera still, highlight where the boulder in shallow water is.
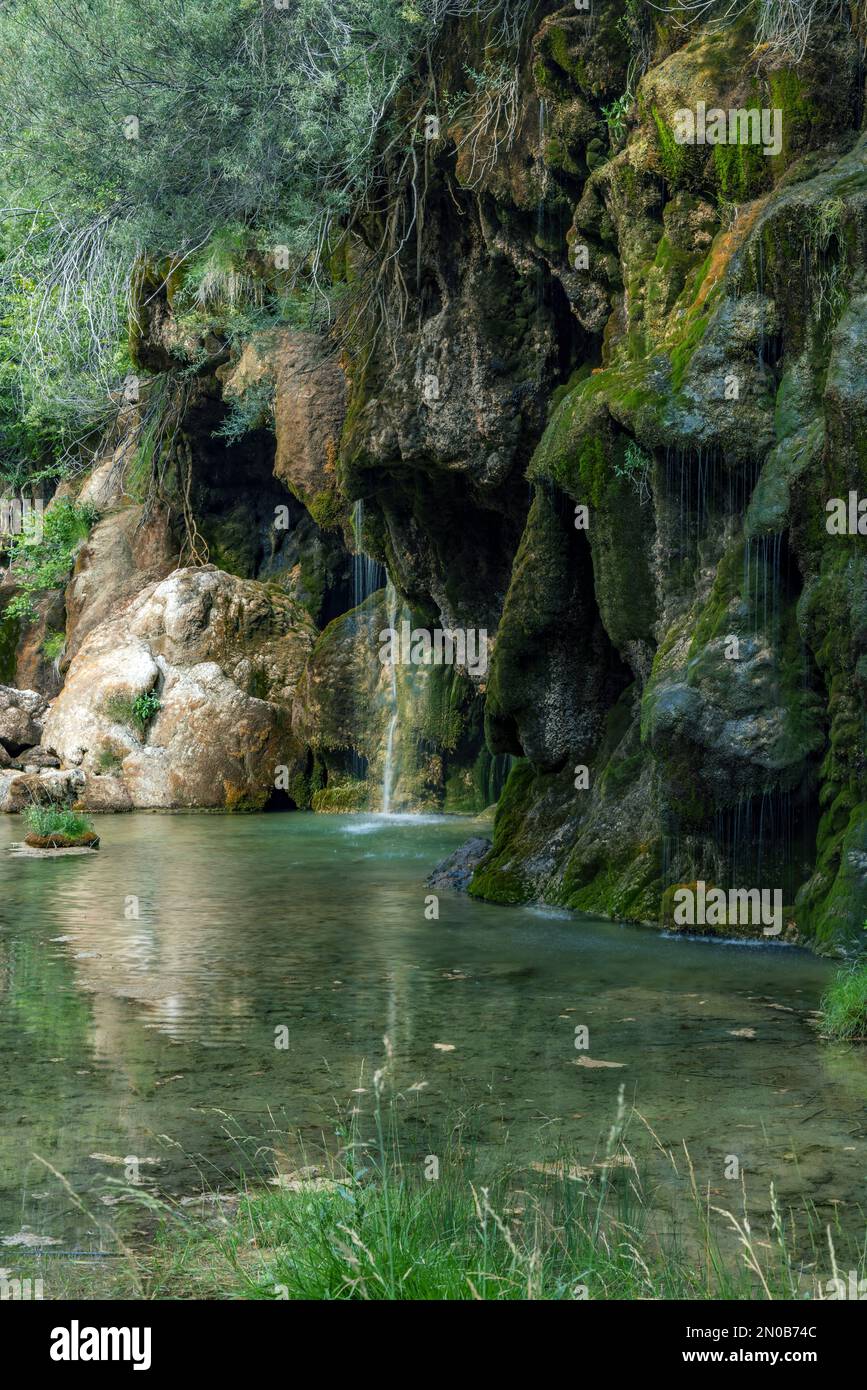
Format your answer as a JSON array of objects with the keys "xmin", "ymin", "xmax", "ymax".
[{"xmin": 427, "ymin": 837, "xmax": 493, "ymax": 892}]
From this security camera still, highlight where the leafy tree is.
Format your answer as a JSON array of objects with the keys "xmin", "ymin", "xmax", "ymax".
[{"xmin": 0, "ymin": 0, "xmax": 528, "ymax": 456}]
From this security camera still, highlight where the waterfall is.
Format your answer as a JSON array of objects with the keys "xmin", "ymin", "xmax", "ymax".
[
  {"xmin": 381, "ymin": 578, "xmax": 399, "ymax": 814},
  {"xmin": 351, "ymin": 500, "xmax": 385, "ymax": 609},
  {"xmin": 349, "ymin": 501, "xmax": 386, "ymax": 785}
]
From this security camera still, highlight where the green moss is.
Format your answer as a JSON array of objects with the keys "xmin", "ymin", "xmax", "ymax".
[
  {"xmin": 669, "ymin": 306, "xmax": 712, "ymax": 388},
  {"xmin": 307, "ymin": 489, "xmax": 344, "ymax": 532},
  {"xmin": 651, "ymin": 105, "xmax": 687, "ymax": 186},
  {"xmin": 578, "ymin": 434, "xmax": 606, "ymax": 507},
  {"xmin": 712, "ymin": 138, "xmax": 767, "ymax": 203},
  {"xmin": 686, "ymin": 541, "xmax": 743, "ymax": 659},
  {"xmin": 0, "ymin": 611, "xmax": 19, "ymax": 683},
  {"xmin": 540, "ymin": 24, "xmax": 589, "ymax": 92},
  {"xmin": 311, "ymin": 777, "xmax": 369, "ymax": 813},
  {"xmin": 561, "ymin": 849, "xmax": 661, "ymax": 921},
  {"xmin": 223, "ymin": 784, "xmax": 269, "ymax": 813},
  {"xmin": 768, "ymin": 69, "xmax": 819, "ymax": 169},
  {"xmin": 468, "ymin": 760, "xmax": 536, "ymax": 904}
]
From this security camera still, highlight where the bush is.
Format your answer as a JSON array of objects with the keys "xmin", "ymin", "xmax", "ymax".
[
  {"xmin": 613, "ymin": 439, "xmax": 653, "ymax": 503},
  {"xmin": 0, "ymin": 0, "xmax": 522, "ymax": 431},
  {"xmin": 819, "ymin": 960, "xmax": 867, "ymax": 1042},
  {"xmin": 3, "ymin": 499, "xmax": 98, "ymax": 622},
  {"xmin": 132, "ymin": 691, "xmax": 162, "ymax": 727}
]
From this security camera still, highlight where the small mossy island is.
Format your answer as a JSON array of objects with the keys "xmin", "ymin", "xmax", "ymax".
[
  {"xmin": 21, "ymin": 804, "xmax": 99, "ymax": 851},
  {"xmin": 0, "ymin": 0, "xmax": 865, "ymax": 1312}
]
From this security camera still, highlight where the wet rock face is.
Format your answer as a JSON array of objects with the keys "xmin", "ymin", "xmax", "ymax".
[
  {"xmin": 219, "ymin": 328, "xmax": 347, "ymax": 532},
  {"xmin": 42, "ymin": 567, "xmax": 316, "ymax": 810},
  {"xmin": 341, "ymin": 118, "xmax": 586, "ymax": 633},
  {"xmin": 297, "ymin": 587, "xmax": 496, "ymax": 814},
  {"xmin": 333, "ymin": 8, "xmax": 866, "ymax": 946}
]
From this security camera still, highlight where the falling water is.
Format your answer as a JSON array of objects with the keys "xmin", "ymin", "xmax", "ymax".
[
  {"xmin": 351, "ymin": 500, "xmax": 385, "ymax": 609},
  {"xmin": 381, "ymin": 578, "xmax": 400, "ymax": 814},
  {"xmin": 349, "ymin": 501, "xmax": 386, "ymax": 785}
]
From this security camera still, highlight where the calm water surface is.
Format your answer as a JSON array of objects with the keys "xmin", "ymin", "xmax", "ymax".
[{"xmin": 1, "ymin": 812, "xmax": 865, "ymax": 1255}]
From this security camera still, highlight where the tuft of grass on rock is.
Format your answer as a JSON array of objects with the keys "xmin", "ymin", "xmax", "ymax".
[
  {"xmin": 22, "ymin": 803, "xmax": 95, "ymax": 843},
  {"xmin": 103, "ymin": 689, "xmax": 162, "ymax": 734}
]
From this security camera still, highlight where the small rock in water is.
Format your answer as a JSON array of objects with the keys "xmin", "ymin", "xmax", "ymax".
[{"xmin": 426, "ymin": 837, "xmax": 491, "ymax": 892}]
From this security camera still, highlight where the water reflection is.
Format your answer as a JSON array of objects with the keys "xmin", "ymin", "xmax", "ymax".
[{"xmin": 0, "ymin": 812, "xmax": 864, "ymax": 1252}]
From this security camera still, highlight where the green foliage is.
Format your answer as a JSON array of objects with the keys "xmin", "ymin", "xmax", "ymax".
[
  {"xmin": 22, "ymin": 804, "xmax": 93, "ymax": 840},
  {"xmin": 819, "ymin": 958, "xmax": 867, "ymax": 1041},
  {"xmin": 41, "ymin": 630, "xmax": 65, "ymax": 663},
  {"xmin": 216, "ymin": 379, "xmax": 276, "ymax": 445},
  {"xmin": 103, "ymin": 688, "xmax": 162, "ymax": 734},
  {"xmin": 3, "ymin": 499, "xmax": 98, "ymax": 623},
  {"xmin": 601, "ymin": 92, "xmax": 632, "ymax": 146},
  {"xmin": 0, "ymin": 0, "xmax": 518, "ymax": 432},
  {"xmin": 96, "ymin": 744, "xmax": 125, "ymax": 775},
  {"xmin": 133, "ymin": 691, "xmax": 162, "ymax": 727},
  {"xmin": 613, "ymin": 439, "xmax": 653, "ymax": 500}
]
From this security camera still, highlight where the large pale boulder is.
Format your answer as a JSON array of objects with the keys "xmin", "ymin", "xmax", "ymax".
[
  {"xmin": 0, "ymin": 768, "xmax": 85, "ymax": 813},
  {"xmin": 42, "ymin": 566, "xmax": 317, "ymax": 809},
  {"xmin": 0, "ymin": 685, "xmax": 48, "ymax": 754}
]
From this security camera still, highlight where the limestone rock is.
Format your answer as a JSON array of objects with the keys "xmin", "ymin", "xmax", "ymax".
[
  {"xmin": 219, "ymin": 329, "xmax": 346, "ymax": 530},
  {"xmin": 0, "ymin": 768, "xmax": 85, "ymax": 813},
  {"xmin": 0, "ymin": 685, "xmax": 48, "ymax": 754},
  {"xmin": 42, "ymin": 566, "xmax": 317, "ymax": 810},
  {"xmin": 64, "ymin": 504, "xmax": 177, "ymax": 664}
]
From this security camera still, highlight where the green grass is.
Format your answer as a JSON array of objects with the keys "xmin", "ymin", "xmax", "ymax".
[
  {"xmin": 96, "ymin": 744, "xmax": 125, "ymax": 775},
  {"xmin": 7, "ymin": 1084, "xmax": 867, "ymax": 1302},
  {"xmin": 819, "ymin": 960, "xmax": 867, "ymax": 1042},
  {"xmin": 22, "ymin": 804, "xmax": 93, "ymax": 840},
  {"xmin": 116, "ymin": 1090, "xmax": 867, "ymax": 1302},
  {"xmin": 41, "ymin": 630, "xmax": 65, "ymax": 662},
  {"xmin": 103, "ymin": 689, "xmax": 162, "ymax": 734}
]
